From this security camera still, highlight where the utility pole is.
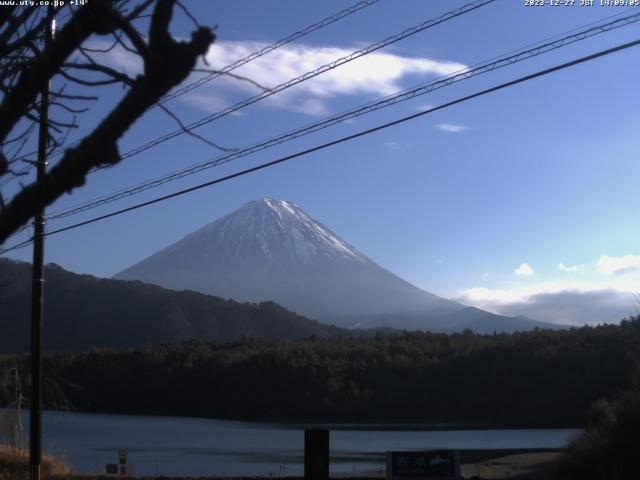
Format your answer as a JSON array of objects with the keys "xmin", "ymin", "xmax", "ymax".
[{"xmin": 30, "ymin": 7, "xmax": 54, "ymax": 480}]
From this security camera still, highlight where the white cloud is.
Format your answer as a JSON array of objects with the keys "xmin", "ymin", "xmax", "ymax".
[
  {"xmin": 458, "ymin": 254, "xmax": 640, "ymax": 325},
  {"xmin": 179, "ymin": 91, "xmax": 243, "ymax": 115},
  {"xmin": 294, "ymin": 98, "xmax": 330, "ymax": 116},
  {"xmin": 514, "ymin": 263, "xmax": 534, "ymax": 277},
  {"xmin": 199, "ymin": 41, "xmax": 466, "ymax": 115},
  {"xmin": 597, "ymin": 254, "xmax": 640, "ymax": 276},
  {"xmin": 458, "ymin": 281, "xmax": 638, "ymax": 325},
  {"xmin": 435, "ymin": 123, "xmax": 468, "ymax": 133},
  {"xmin": 81, "ymin": 39, "xmax": 142, "ymax": 75},
  {"xmin": 416, "ymin": 103, "xmax": 435, "ymax": 111},
  {"xmin": 558, "ymin": 262, "xmax": 582, "ymax": 273},
  {"xmin": 87, "ymin": 38, "xmax": 467, "ymax": 117}
]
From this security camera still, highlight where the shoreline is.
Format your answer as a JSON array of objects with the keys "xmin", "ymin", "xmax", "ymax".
[
  {"xmin": 2, "ymin": 445, "xmax": 563, "ymax": 480},
  {"xmin": 22, "ymin": 408, "xmax": 583, "ymax": 431}
]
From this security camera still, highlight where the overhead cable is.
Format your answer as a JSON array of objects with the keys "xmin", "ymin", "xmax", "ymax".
[
  {"xmin": 0, "ymin": 36, "xmax": 629, "ymax": 251},
  {"xmin": 45, "ymin": 10, "xmax": 640, "ymax": 222},
  {"xmin": 0, "ymin": 0, "xmax": 383, "ymax": 186}
]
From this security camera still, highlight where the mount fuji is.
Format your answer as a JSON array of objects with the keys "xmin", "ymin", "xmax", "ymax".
[{"xmin": 115, "ymin": 198, "xmax": 559, "ymax": 332}]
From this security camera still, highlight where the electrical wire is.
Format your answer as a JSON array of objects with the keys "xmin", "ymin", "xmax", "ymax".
[
  {"xmin": 2, "ymin": 35, "xmax": 635, "ymax": 254},
  {"xmin": 3, "ymin": 0, "xmax": 496, "ymax": 187},
  {"xmin": 0, "ymin": 237, "xmax": 33, "ymax": 255},
  {"xmin": 0, "ymin": 0, "xmax": 383, "ymax": 186},
  {"xmin": 158, "ymin": 0, "xmax": 383, "ymax": 105},
  {"xmin": 104, "ymin": 0, "xmax": 496, "ymax": 165},
  {"xmin": 44, "ymin": 10, "xmax": 640, "ymax": 222}
]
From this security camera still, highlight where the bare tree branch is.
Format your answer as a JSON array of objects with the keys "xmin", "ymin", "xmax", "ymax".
[
  {"xmin": 191, "ymin": 68, "xmax": 272, "ymax": 92},
  {"xmin": 125, "ymin": 0, "xmax": 156, "ymax": 21},
  {"xmin": 0, "ymin": 7, "xmax": 38, "ymax": 51},
  {"xmin": 157, "ymin": 103, "xmax": 237, "ymax": 152},
  {"xmin": 62, "ymin": 62, "xmax": 136, "ymax": 86},
  {"xmin": 0, "ymin": 0, "xmax": 215, "ymax": 243},
  {"xmin": 176, "ymin": 0, "xmax": 201, "ymax": 29},
  {"xmin": 0, "ymin": 1, "xmax": 121, "ymax": 144}
]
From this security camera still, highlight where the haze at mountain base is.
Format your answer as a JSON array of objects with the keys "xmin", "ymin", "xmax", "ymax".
[{"xmin": 116, "ymin": 198, "xmax": 561, "ymax": 332}]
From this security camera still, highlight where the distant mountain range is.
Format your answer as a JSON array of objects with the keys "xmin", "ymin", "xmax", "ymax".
[
  {"xmin": 0, "ymin": 198, "xmax": 564, "ymax": 354},
  {"xmin": 330, "ymin": 307, "xmax": 558, "ymax": 333},
  {"xmin": 0, "ymin": 259, "xmax": 345, "ymax": 353},
  {"xmin": 115, "ymin": 198, "xmax": 563, "ymax": 333}
]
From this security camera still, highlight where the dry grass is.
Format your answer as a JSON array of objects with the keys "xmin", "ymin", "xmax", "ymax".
[
  {"xmin": 0, "ymin": 444, "xmax": 71, "ymax": 479},
  {"xmin": 555, "ymin": 388, "xmax": 640, "ymax": 479}
]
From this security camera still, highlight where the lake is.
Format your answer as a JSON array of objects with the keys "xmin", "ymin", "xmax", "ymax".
[{"xmin": 16, "ymin": 411, "xmax": 580, "ymax": 476}]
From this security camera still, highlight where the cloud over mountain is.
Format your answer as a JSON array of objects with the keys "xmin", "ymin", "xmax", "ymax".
[{"xmin": 459, "ymin": 282, "xmax": 637, "ymax": 325}]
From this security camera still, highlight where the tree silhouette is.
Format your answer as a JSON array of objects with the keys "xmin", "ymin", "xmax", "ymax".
[{"xmin": 0, "ymin": 0, "xmax": 215, "ymax": 244}]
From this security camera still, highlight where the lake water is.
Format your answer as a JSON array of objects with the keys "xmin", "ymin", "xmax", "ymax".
[{"xmin": 14, "ymin": 411, "xmax": 580, "ymax": 476}]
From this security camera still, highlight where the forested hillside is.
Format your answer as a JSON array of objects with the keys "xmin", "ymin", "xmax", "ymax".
[
  {"xmin": 3, "ymin": 319, "xmax": 637, "ymax": 427},
  {"xmin": 0, "ymin": 259, "xmax": 345, "ymax": 352}
]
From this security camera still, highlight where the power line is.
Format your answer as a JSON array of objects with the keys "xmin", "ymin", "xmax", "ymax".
[
  {"xmin": 97, "ymin": 0, "xmax": 496, "ymax": 166},
  {"xmin": 0, "ymin": 237, "xmax": 33, "ymax": 255},
  {"xmin": 7, "ymin": 36, "xmax": 633, "ymax": 247},
  {"xmin": 0, "ymin": 0, "xmax": 383, "ymax": 186},
  {"xmin": 158, "ymin": 0, "xmax": 382, "ymax": 105},
  {"xmin": 5, "ymin": 223, "xmax": 31, "ymax": 240},
  {"xmin": 3, "ymin": 0, "xmax": 496, "ymax": 190},
  {"xmin": 0, "ymin": 165, "xmax": 30, "ymax": 187},
  {"xmin": 44, "ymin": 10, "xmax": 640, "ymax": 222}
]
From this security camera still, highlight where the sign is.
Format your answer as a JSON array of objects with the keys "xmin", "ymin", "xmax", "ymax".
[
  {"xmin": 118, "ymin": 449, "xmax": 127, "ymax": 465},
  {"xmin": 386, "ymin": 451, "xmax": 460, "ymax": 480},
  {"xmin": 105, "ymin": 463, "xmax": 134, "ymax": 476}
]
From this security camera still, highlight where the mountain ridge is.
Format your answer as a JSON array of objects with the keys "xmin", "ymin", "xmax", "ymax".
[
  {"xmin": 115, "ymin": 198, "xmax": 564, "ymax": 332},
  {"xmin": 0, "ymin": 258, "xmax": 347, "ymax": 353},
  {"xmin": 115, "ymin": 198, "xmax": 464, "ymax": 321}
]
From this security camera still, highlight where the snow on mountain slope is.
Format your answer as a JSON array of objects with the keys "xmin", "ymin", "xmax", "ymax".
[
  {"xmin": 173, "ymin": 198, "xmax": 367, "ymax": 265},
  {"xmin": 115, "ymin": 198, "xmax": 463, "ymax": 324}
]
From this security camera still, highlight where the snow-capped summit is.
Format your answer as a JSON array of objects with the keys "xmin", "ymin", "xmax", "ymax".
[
  {"xmin": 115, "ymin": 198, "xmax": 463, "ymax": 324},
  {"xmin": 180, "ymin": 197, "xmax": 367, "ymax": 265}
]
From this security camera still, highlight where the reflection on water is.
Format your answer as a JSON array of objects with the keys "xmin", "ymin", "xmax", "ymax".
[{"xmin": 19, "ymin": 410, "xmax": 580, "ymax": 476}]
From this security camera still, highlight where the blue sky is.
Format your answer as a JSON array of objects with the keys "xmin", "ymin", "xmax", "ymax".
[{"xmin": 2, "ymin": 0, "xmax": 640, "ymax": 325}]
